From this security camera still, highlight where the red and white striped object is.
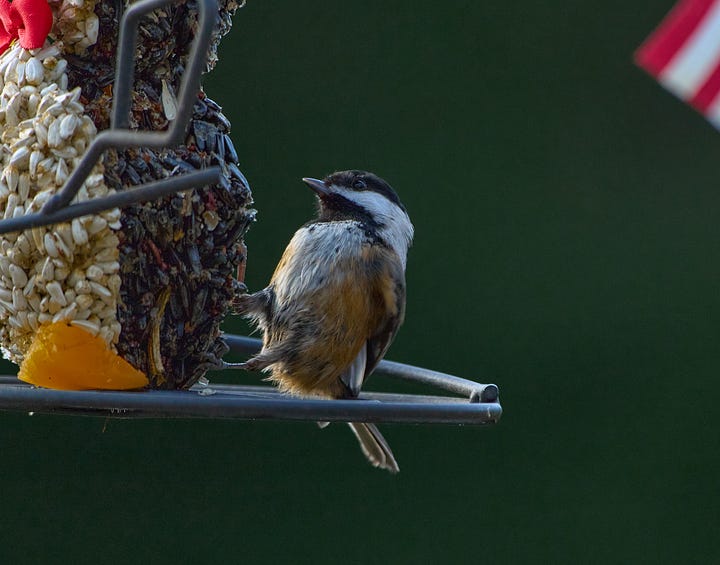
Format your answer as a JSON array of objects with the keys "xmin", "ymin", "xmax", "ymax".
[{"xmin": 635, "ymin": 0, "xmax": 720, "ymax": 127}]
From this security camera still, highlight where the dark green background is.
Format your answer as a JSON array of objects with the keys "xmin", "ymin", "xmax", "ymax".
[{"xmin": 3, "ymin": 0, "xmax": 720, "ymax": 562}]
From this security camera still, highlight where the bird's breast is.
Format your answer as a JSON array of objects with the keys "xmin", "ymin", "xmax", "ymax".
[{"xmin": 271, "ymin": 221, "xmax": 372, "ymax": 298}]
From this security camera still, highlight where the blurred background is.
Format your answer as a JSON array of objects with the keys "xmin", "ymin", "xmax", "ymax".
[{"xmin": 3, "ymin": 0, "xmax": 720, "ymax": 562}]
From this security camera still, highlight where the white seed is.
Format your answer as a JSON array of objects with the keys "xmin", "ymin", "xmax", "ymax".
[
  {"xmin": 34, "ymin": 122, "xmax": 47, "ymax": 147},
  {"xmin": 2, "ymin": 81, "xmax": 18, "ymax": 98},
  {"xmin": 66, "ymin": 101, "xmax": 84, "ymax": 114},
  {"xmin": 14, "ymin": 60, "xmax": 25, "ymax": 84},
  {"xmin": 9, "ymin": 146, "xmax": 29, "ymax": 168},
  {"xmin": 0, "ymin": 287, "xmax": 11, "ymax": 301},
  {"xmin": 4, "ymin": 101, "xmax": 17, "ymax": 126},
  {"xmin": 30, "ymin": 228, "xmax": 44, "ymax": 252},
  {"xmin": 94, "ymin": 247, "xmax": 117, "ymax": 262},
  {"xmin": 15, "ymin": 233, "xmax": 30, "ymax": 255},
  {"xmin": 64, "ymin": 289, "xmax": 75, "ymax": 303},
  {"xmin": 73, "ymin": 137, "xmax": 87, "ymax": 153},
  {"xmin": 86, "ymin": 173, "xmax": 104, "ymax": 188},
  {"xmin": 80, "ymin": 116, "xmax": 96, "ymax": 137},
  {"xmin": 53, "ymin": 233, "xmax": 72, "ymax": 261},
  {"xmin": 99, "ymin": 326, "xmax": 114, "ymax": 344},
  {"xmin": 43, "ymin": 232, "xmax": 58, "ymax": 258},
  {"xmin": 86, "ymin": 265, "xmax": 103, "ymax": 281},
  {"xmin": 75, "ymin": 294, "xmax": 93, "ymax": 310},
  {"xmin": 49, "ymin": 60, "xmax": 67, "ymax": 81},
  {"xmin": 52, "ymin": 303, "xmax": 77, "ymax": 323},
  {"xmin": 10, "ymin": 135, "xmax": 34, "ymax": 153},
  {"xmin": 3, "ymin": 59, "xmax": 16, "ymax": 83},
  {"xmin": 40, "ymin": 83, "xmax": 58, "ymax": 97},
  {"xmin": 95, "ymin": 234, "xmax": 119, "ymax": 249},
  {"xmin": 8, "ymin": 315, "xmax": 24, "ymax": 330},
  {"xmin": 74, "ymin": 308, "xmax": 91, "ymax": 320},
  {"xmin": 74, "ymin": 279, "xmax": 91, "ymax": 294},
  {"xmin": 85, "ymin": 14, "xmax": 99, "ymax": 44},
  {"xmin": 27, "ymin": 93, "xmax": 39, "ymax": 115},
  {"xmin": 12, "ymin": 288, "xmax": 27, "ymax": 311},
  {"xmin": 33, "ymin": 44, "xmax": 60, "ymax": 60},
  {"xmin": 46, "ymin": 281, "xmax": 67, "ymax": 307},
  {"xmin": 18, "ymin": 173, "xmax": 29, "ymax": 201},
  {"xmin": 54, "ymin": 157, "xmax": 68, "ymax": 185},
  {"xmin": 54, "ymin": 266, "xmax": 69, "ymax": 281},
  {"xmin": 26, "ymin": 292, "xmax": 40, "ymax": 313},
  {"xmin": 27, "ymin": 312, "xmax": 38, "ymax": 331},
  {"xmin": 102, "ymin": 208, "xmax": 121, "ymax": 224},
  {"xmin": 89, "ymin": 281, "xmax": 111, "ymax": 299},
  {"xmin": 23, "ymin": 274, "xmax": 36, "ymax": 296},
  {"xmin": 29, "ymin": 150, "xmax": 42, "ymax": 178},
  {"xmin": 97, "ymin": 306, "xmax": 116, "ymax": 321},
  {"xmin": 31, "ymin": 190, "xmax": 52, "ymax": 210},
  {"xmin": 24, "ymin": 57, "xmax": 43, "ymax": 85},
  {"xmin": 51, "ymin": 146, "xmax": 77, "ymax": 160},
  {"xmin": 47, "ymin": 118, "xmax": 61, "ymax": 148},
  {"xmin": 59, "ymin": 114, "xmax": 78, "ymax": 139},
  {"xmin": 37, "ymin": 156, "xmax": 54, "ymax": 174},
  {"xmin": 12, "ymin": 204, "xmax": 24, "ymax": 218},
  {"xmin": 67, "ymin": 268, "xmax": 84, "ymax": 287},
  {"xmin": 59, "ymin": 74, "xmax": 68, "ymax": 90},
  {"xmin": 70, "ymin": 319, "xmax": 100, "ymax": 336},
  {"xmin": 107, "ymin": 274, "xmax": 121, "ymax": 294},
  {"xmin": 162, "ymin": 79, "xmax": 177, "ymax": 121},
  {"xmin": 40, "ymin": 256, "xmax": 54, "ymax": 281},
  {"xmin": 4, "ymin": 166, "xmax": 18, "ymax": 194},
  {"xmin": 0, "ymin": 256, "xmax": 10, "ymax": 277},
  {"xmin": 0, "ymin": 298, "xmax": 15, "ymax": 315},
  {"xmin": 97, "ymin": 261, "xmax": 119, "ymax": 274},
  {"xmin": 3, "ymin": 194, "xmax": 17, "ymax": 219},
  {"xmin": 86, "ymin": 216, "xmax": 107, "ymax": 235},
  {"xmin": 54, "ymin": 223, "xmax": 73, "ymax": 249},
  {"xmin": 71, "ymin": 219, "xmax": 88, "ymax": 246},
  {"xmin": 9, "ymin": 264, "xmax": 27, "ymax": 287},
  {"xmin": 38, "ymin": 312, "xmax": 51, "ymax": 324},
  {"xmin": 203, "ymin": 210, "xmax": 220, "ymax": 230}
]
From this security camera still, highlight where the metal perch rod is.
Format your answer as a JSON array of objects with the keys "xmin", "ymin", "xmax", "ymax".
[{"xmin": 0, "ymin": 333, "xmax": 502, "ymax": 424}]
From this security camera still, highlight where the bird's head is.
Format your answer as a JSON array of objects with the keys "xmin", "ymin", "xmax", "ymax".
[{"xmin": 302, "ymin": 170, "xmax": 414, "ymax": 260}]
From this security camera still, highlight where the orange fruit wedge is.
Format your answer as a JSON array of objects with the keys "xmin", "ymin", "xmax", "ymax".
[{"xmin": 18, "ymin": 322, "xmax": 148, "ymax": 390}]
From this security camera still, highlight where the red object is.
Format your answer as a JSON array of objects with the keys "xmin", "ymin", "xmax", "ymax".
[
  {"xmin": 635, "ymin": 0, "xmax": 720, "ymax": 128},
  {"xmin": 0, "ymin": 0, "xmax": 53, "ymax": 54}
]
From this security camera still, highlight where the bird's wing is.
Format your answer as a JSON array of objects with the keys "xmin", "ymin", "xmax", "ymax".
[
  {"xmin": 339, "ymin": 246, "xmax": 406, "ymax": 396},
  {"xmin": 364, "ymin": 248, "xmax": 407, "ymax": 378}
]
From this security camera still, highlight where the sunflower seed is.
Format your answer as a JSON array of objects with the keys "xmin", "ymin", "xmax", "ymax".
[
  {"xmin": 46, "ymin": 281, "xmax": 67, "ymax": 307},
  {"xmin": 24, "ymin": 58, "xmax": 43, "ymax": 85}
]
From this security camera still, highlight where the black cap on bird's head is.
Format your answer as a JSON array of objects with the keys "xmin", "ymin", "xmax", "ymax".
[
  {"xmin": 302, "ymin": 169, "xmax": 414, "ymax": 260},
  {"xmin": 302, "ymin": 170, "xmax": 407, "ymax": 225}
]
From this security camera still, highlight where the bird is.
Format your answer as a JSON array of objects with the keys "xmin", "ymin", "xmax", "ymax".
[{"xmin": 233, "ymin": 170, "xmax": 414, "ymax": 473}]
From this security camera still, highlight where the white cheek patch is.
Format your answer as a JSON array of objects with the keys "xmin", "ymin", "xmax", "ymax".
[{"xmin": 331, "ymin": 185, "xmax": 414, "ymax": 267}]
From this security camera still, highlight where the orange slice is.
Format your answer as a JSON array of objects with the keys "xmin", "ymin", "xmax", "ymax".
[{"xmin": 18, "ymin": 322, "xmax": 148, "ymax": 390}]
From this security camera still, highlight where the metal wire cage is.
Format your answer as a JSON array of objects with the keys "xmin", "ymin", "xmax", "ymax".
[{"xmin": 0, "ymin": 0, "xmax": 502, "ymax": 427}]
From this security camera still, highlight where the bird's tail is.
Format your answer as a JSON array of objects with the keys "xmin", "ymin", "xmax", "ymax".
[{"xmin": 348, "ymin": 422, "xmax": 400, "ymax": 473}]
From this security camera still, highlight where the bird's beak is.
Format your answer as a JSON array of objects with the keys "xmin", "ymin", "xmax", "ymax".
[{"xmin": 302, "ymin": 177, "xmax": 331, "ymax": 196}]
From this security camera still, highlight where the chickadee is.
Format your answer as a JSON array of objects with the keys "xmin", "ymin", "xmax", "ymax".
[{"xmin": 234, "ymin": 170, "xmax": 413, "ymax": 473}]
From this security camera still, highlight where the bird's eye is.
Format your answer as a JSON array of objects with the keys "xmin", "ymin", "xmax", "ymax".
[{"xmin": 353, "ymin": 178, "xmax": 367, "ymax": 190}]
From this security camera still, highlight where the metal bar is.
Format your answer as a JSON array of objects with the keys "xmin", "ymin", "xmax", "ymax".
[
  {"xmin": 0, "ymin": 380, "xmax": 502, "ymax": 424},
  {"xmin": 42, "ymin": 0, "xmax": 219, "ymax": 214},
  {"xmin": 222, "ymin": 334, "xmax": 499, "ymax": 403},
  {"xmin": 0, "ymin": 168, "xmax": 221, "ymax": 235}
]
